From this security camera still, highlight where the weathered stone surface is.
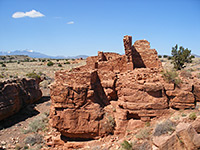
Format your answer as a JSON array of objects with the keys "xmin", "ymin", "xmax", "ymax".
[
  {"xmin": 194, "ymin": 84, "xmax": 200, "ymax": 102},
  {"xmin": 176, "ymin": 123, "xmax": 200, "ymax": 149},
  {"xmin": 169, "ymin": 91, "xmax": 195, "ymax": 109},
  {"xmin": 153, "ymin": 133, "xmax": 180, "ymax": 150},
  {"xmin": 192, "ymin": 116, "xmax": 200, "ymax": 133},
  {"xmin": 49, "ymin": 35, "xmax": 198, "ymax": 141},
  {"xmin": 144, "ymin": 82, "xmax": 163, "ymax": 92},
  {"xmin": 153, "ymin": 123, "xmax": 200, "ymax": 150},
  {"xmin": 0, "ymin": 78, "xmax": 42, "ymax": 121},
  {"xmin": 133, "ymin": 40, "xmax": 162, "ymax": 69},
  {"xmin": 98, "ymin": 51, "xmax": 107, "ymax": 61},
  {"xmin": 49, "ymin": 70, "xmax": 115, "ymax": 139},
  {"xmin": 163, "ymin": 83, "xmax": 174, "ymax": 91}
]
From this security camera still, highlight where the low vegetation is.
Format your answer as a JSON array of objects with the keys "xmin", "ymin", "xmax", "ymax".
[
  {"xmin": 161, "ymin": 70, "xmax": 181, "ymax": 86},
  {"xmin": 135, "ymin": 127, "xmax": 151, "ymax": 140},
  {"xmin": 121, "ymin": 140, "xmax": 133, "ymax": 150},
  {"xmin": 24, "ymin": 134, "xmax": 43, "ymax": 146},
  {"xmin": 107, "ymin": 115, "xmax": 115, "ymax": 128},
  {"xmin": 153, "ymin": 119, "xmax": 176, "ymax": 136},
  {"xmin": 64, "ymin": 61, "xmax": 70, "ymax": 64},
  {"xmin": 47, "ymin": 61, "xmax": 54, "ymax": 66},
  {"xmin": 26, "ymin": 72, "xmax": 41, "ymax": 79},
  {"xmin": 189, "ymin": 112, "xmax": 197, "ymax": 120},
  {"xmin": 58, "ymin": 63, "xmax": 62, "ymax": 67},
  {"xmin": 1, "ymin": 63, "xmax": 6, "ymax": 67},
  {"xmin": 23, "ymin": 113, "xmax": 49, "ymax": 134}
]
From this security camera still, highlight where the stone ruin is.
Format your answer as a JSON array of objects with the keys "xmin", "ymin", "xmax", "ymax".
[{"xmin": 49, "ymin": 35, "xmax": 200, "ymax": 142}]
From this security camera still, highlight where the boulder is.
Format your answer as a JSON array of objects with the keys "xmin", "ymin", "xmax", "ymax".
[
  {"xmin": 192, "ymin": 116, "xmax": 200, "ymax": 133},
  {"xmin": 153, "ymin": 123, "xmax": 200, "ymax": 150},
  {"xmin": 0, "ymin": 78, "xmax": 42, "ymax": 121},
  {"xmin": 176, "ymin": 123, "xmax": 200, "ymax": 149}
]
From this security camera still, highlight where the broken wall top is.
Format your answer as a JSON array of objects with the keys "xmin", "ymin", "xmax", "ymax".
[
  {"xmin": 86, "ymin": 35, "xmax": 162, "ymax": 72},
  {"xmin": 123, "ymin": 35, "xmax": 162, "ymax": 69}
]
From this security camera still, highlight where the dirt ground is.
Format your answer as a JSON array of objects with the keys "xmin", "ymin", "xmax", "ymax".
[{"xmin": 0, "ymin": 88, "xmax": 51, "ymax": 149}]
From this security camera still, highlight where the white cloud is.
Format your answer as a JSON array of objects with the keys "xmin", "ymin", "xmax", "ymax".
[
  {"xmin": 12, "ymin": 10, "xmax": 45, "ymax": 18},
  {"xmin": 67, "ymin": 21, "xmax": 74, "ymax": 24}
]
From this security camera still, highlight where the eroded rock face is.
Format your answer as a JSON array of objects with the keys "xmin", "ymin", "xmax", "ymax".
[
  {"xmin": 153, "ymin": 123, "xmax": 200, "ymax": 150},
  {"xmin": 49, "ymin": 35, "xmax": 199, "ymax": 140},
  {"xmin": 0, "ymin": 78, "xmax": 42, "ymax": 121},
  {"xmin": 49, "ymin": 71, "xmax": 115, "ymax": 139}
]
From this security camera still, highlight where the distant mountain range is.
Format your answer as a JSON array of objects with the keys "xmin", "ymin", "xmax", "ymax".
[{"xmin": 0, "ymin": 50, "xmax": 89, "ymax": 59}]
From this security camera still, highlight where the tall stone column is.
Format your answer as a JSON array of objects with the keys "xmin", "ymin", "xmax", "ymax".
[{"xmin": 123, "ymin": 35, "xmax": 134, "ymax": 70}]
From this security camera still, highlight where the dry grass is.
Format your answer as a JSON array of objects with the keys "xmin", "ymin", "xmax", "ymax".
[
  {"xmin": 0, "ymin": 58, "xmax": 86, "ymax": 89},
  {"xmin": 153, "ymin": 119, "xmax": 176, "ymax": 136}
]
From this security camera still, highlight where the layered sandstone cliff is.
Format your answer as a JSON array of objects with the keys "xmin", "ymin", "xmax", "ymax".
[{"xmin": 0, "ymin": 78, "xmax": 42, "ymax": 121}]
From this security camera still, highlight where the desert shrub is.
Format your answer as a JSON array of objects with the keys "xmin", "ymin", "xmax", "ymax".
[
  {"xmin": 189, "ymin": 112, "xmax": 197, "ymax": 120},
  {"xmin": 26, "ymin": 72, "xmax": 40, "ymax": 79},
  {"xmin": 15, "ymin": 144, "xmax": 22, "ymax": 150},
  {"xmin": 181, "ymin": 113, "xmax": 187, "ymax": 117},
  {"xmin": 24, "ymin": 58, "xmax": 30, "ymax": 62},
  {"xmin": 30, "ymin": 59, "xmax": 37, "ymax": 62},
  {"xmin": 102, "ymin": 114, "xmax": 115, "ymax": 135},
  {"xmin": 1, "ymin": 63, "xmax": 6, "ymax": 67},
  {"xmin": 47, "ymin": 61, "xmax": 54, "ymax": 66},
  {"xmin": 153, "ymin": 119, "xmax": 176, "ymax": 136},
  {"xmin": 168, "ymin": 56, "xmax": 172, "ymax": 60},
  {"xmin": 0, "ymin": 74, "xmax": 4, "ymax": 78},
  {"xmin": 161, "ymin": 70, "xmax": 181, "ymax": 86},
  {"xmin": 24, "ymin": 145, "xmax": 29, "ymax": 149},
  {"xmin": 107, "ymin": 115, "xmax": 115, "ymax": 128},
  {"xmin": 135, "ymin": 128, "xmax": 151, "ymax": 140},
  {"xmin": 180, "ymin": 70, "xmax": 192, "ymax": 78},
  {"xmin": 163, "ymin": 55, "xmax": 168, "ymax": 58},
  {"xmin": 145, "ymin": 121, "xmax": 150, "ymax": 127},
  {"xmin": 158, "ymin": 55, "xmax": 162, "ymax": 58},
  {"xmin": 23, "ymin": 113, "xmax": 48, "ymax": 133},
  {"xmin": 24, "ymin": 134, "xmax": 43, "ymax": 146},
  {"xmin": 121, "ymin": 140, "xmax": 133, "ymax": 150},
  {"xmin": 58, "ymin": 63, "xmax": 62, "ymax": 67},
  {"xmin": 171, "ymin": 44, "xmax": 193, "ymax": 70},
  {"xmin": 191, "ymin": 55, "xmax": 195, "ymax": 59},
  {"xmin": 42, "ymin": 59, "xmax": 46, "ymax": 62},
  {"xmin": 65, "ymin": 61, "xmax": 70, "ymax": 64}
]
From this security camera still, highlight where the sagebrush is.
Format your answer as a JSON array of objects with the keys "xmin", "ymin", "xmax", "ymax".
[{"xmin": 161, "ymin": 70, "xmax": 181, "ymax": 86}]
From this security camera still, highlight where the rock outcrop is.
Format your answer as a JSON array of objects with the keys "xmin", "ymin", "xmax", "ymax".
[
  {"xmin": 0, "ymin": 78, "xmax": 42, "ymax": 121},
  {"xmin": 153, "ymin": 122, "xmax": 200, "ymax": 150},
  {"xmin": 49, "ymin": 35, "xmax": 200, "ymax": 141}
]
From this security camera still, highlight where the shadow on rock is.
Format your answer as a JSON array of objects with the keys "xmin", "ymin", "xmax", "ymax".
[{"xmin": 0, "ymin": 96, "xmax": 50, "ymax": 129}]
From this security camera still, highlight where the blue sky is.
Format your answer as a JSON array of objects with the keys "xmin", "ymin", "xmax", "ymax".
[{"xmin": 0, "ymin": 0, "xmax": 200, "ymax": 57}]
